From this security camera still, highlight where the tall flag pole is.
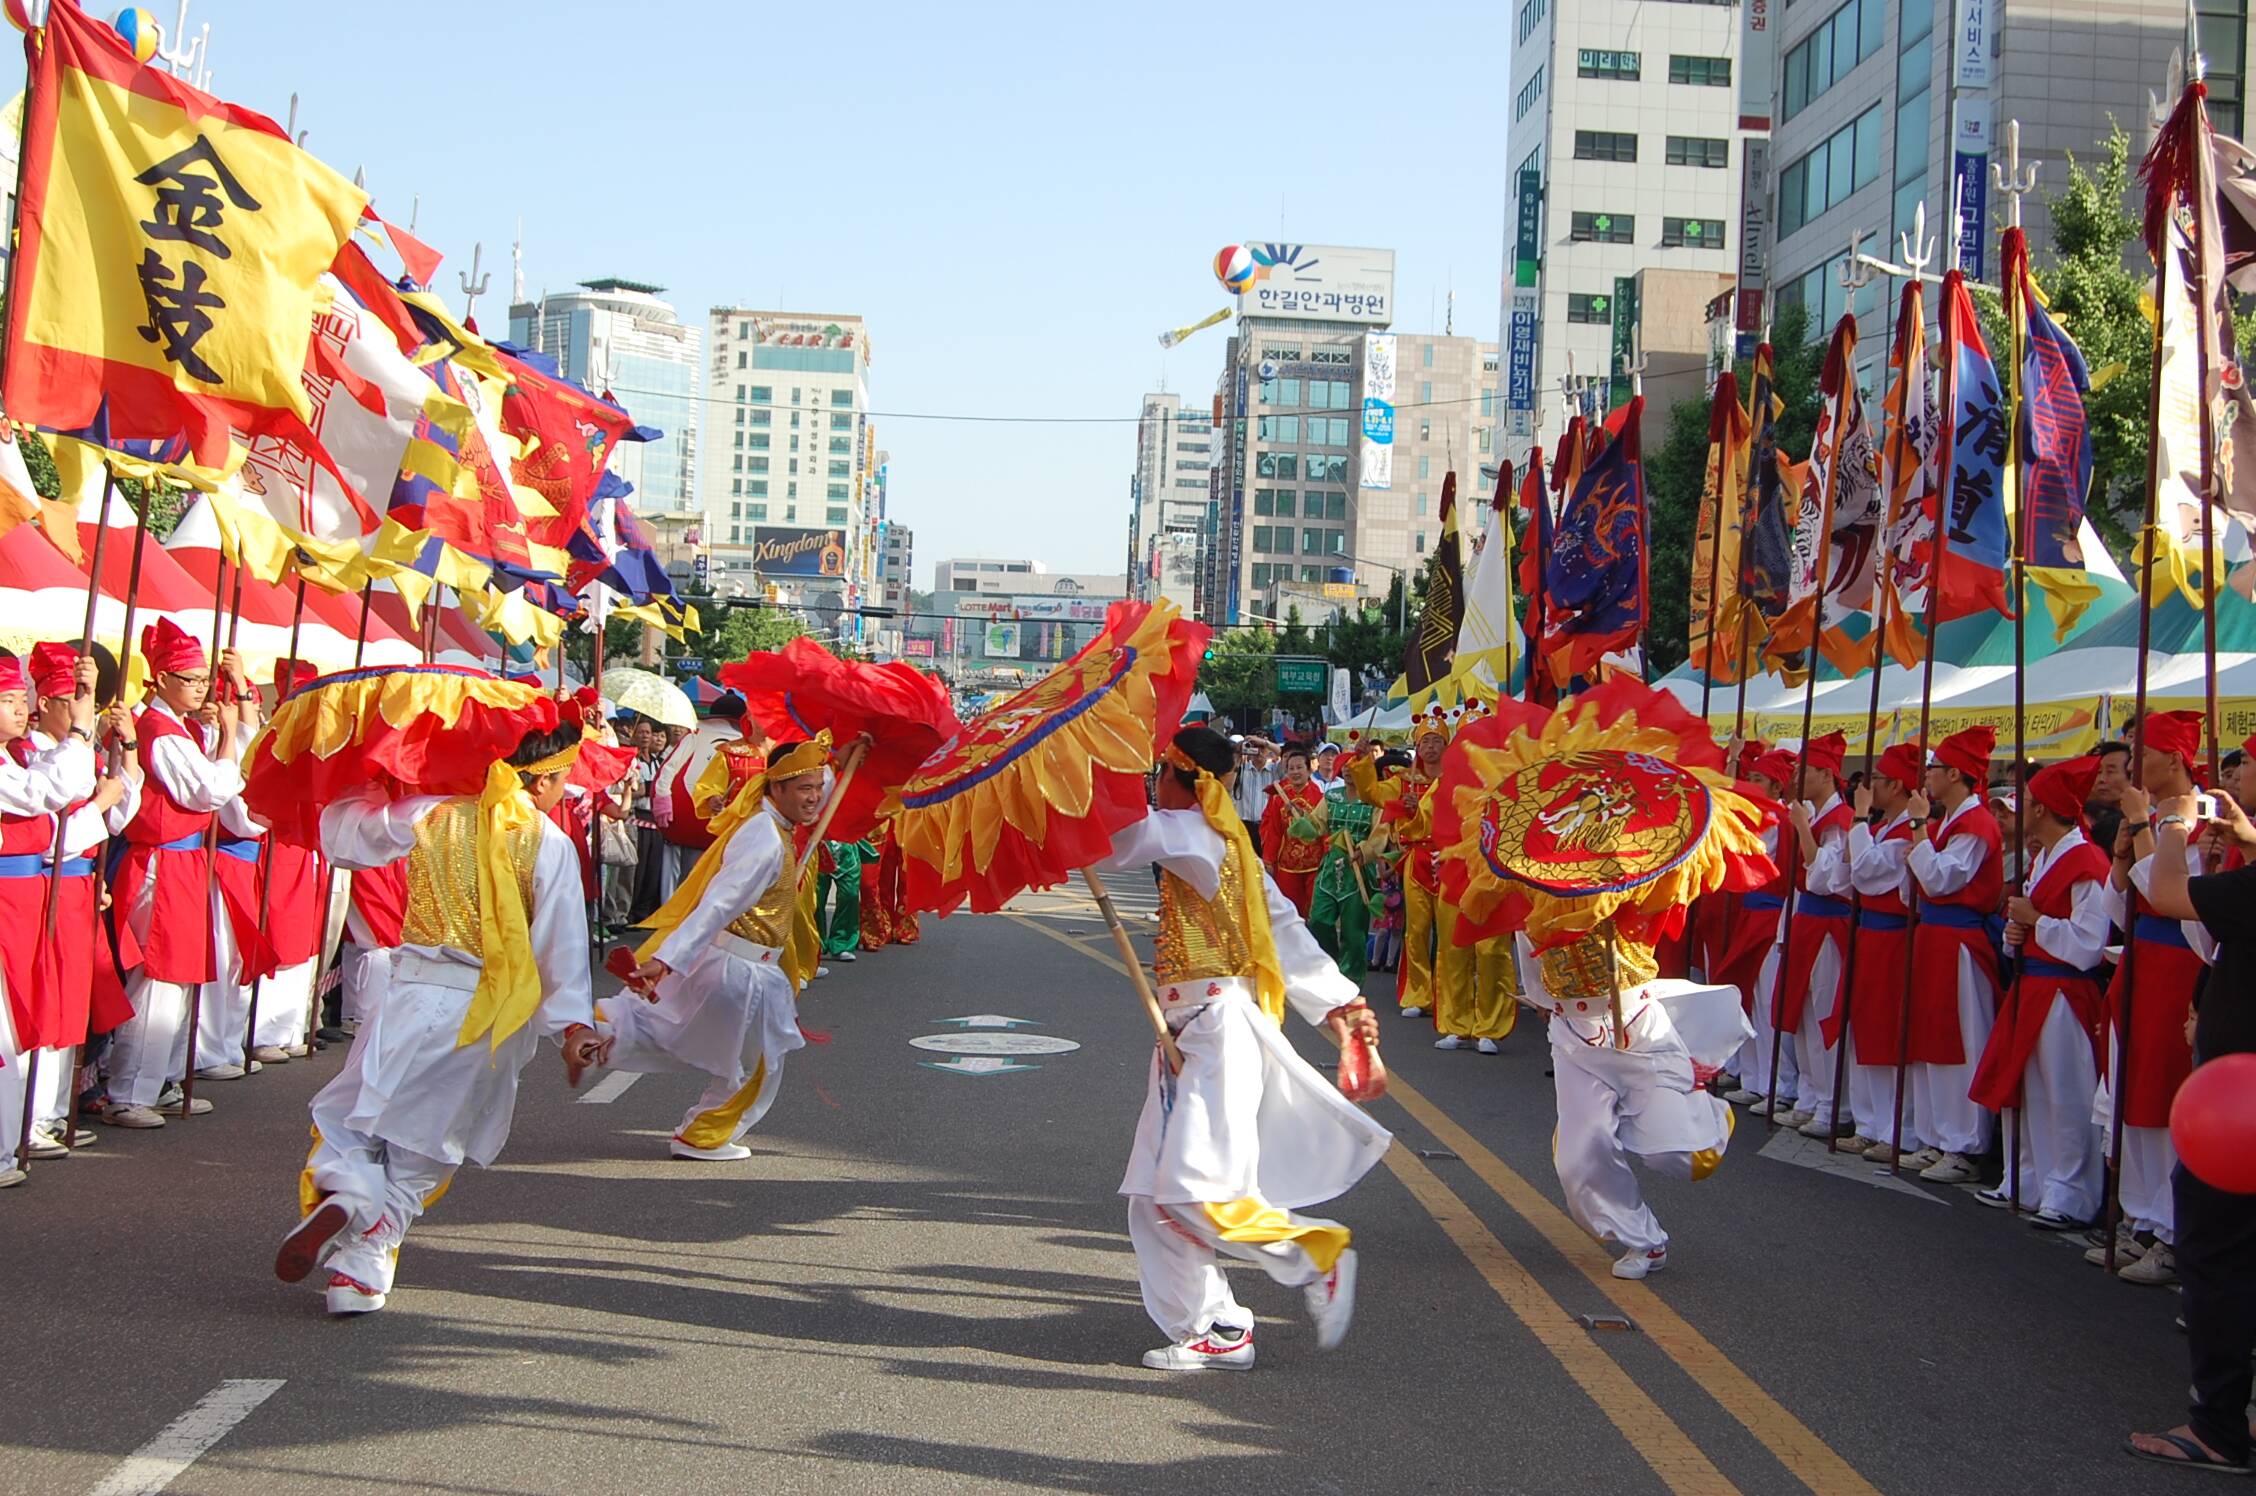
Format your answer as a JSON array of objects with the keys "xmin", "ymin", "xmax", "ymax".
[
  {"xmin": 1396, "ymin": 472, "xmax": 1464, "ymax": 707},
  {"xmin": 1690, "ymin": 370, "xmax": 1752, "ymax": 722},
  {"xmin": 1539, "ymin": 397, "xmax": 1648, "ymax": 688},
  {"xmin": 1732, "ymin": 343, "xmax": 1784, "ymax": 743},
  {"xmin": 1996, "ymin": 120, "xmax": 2043, "ymax": 1213}
]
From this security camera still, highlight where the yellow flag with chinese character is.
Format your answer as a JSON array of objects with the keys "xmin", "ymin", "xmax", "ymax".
[{"xmin": 2, "ymin": 4, "xmax": 367, "ymax": 468}]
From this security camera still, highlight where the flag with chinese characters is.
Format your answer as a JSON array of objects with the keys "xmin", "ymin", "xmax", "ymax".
[
  {"xmin": 1541, "ymin": 397, "xmax": 1648, "ymax": 686},
  {"xmin": 1738, "ymin": 344, "xmax": 1796, "ymax": 632},
  {"xmin": 1687, "ymin": 371, "xmax": 1753, "ymax": 682},
  {"xmin": 2, "ymin": 2, "xmax": 367, "ymax": 466},
  {"xmin": 1876, "ymin": 281, "xmax": 1940, "ymax": 667},
  {"xmin": 2001, "ymin": 226, "xmax": 2103, "ymax": 638},
  {"xmin": 1773, "ymin": 315, "xmax": 1884, "ymax": 677},
  {"xmin": 1933, "ymin": 269, "xmax": 2013, "ymax": 623}
]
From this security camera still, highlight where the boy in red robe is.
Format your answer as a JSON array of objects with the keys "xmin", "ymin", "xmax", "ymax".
[{"xmin": 1259, "ymin": 743, "xmax": 1328, "ymax": 918}]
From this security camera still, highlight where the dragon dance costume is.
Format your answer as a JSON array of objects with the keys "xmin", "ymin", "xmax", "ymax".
[
  {"xmin": 603, "ymin": 739, "xmax": 829, "ymax": 1160},
  {"xmin": 1098, "ymin": 749, "xmax": 1390, "ymax": 1365}
]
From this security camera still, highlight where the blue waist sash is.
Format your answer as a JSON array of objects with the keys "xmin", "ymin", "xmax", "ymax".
[
  {"xmin": 0, "ymin": 853, "xmax": 96, "ymax": 880},
  {"xmin": 216, "ymin": 838, "xmax": 260, "ymax": 863},
  {"xmin": 2135, "ymin": 914, "xmax": 2192, "ymax": 949},
  {"xmin": 1790, "ymin": 893, "xmax": 1852, "ymax": 920},
  {"xmin": 146, "ymin": 834, "xmax": 206, "ymax": 854},
  {"xmin": 1858, "ymin": 911, "xmax": 1908, "ymax": 932},
  {"xmin": 1917, "ymin": 903, "xmax": 1990, "ymax": 931},
  {"xmin": 1742, "ymin": 892, "xmax": 1786, "ymax": 912},
  {"xmin": 2019, "ymin": 958, "xmax": 2106, "ymax": 983}
]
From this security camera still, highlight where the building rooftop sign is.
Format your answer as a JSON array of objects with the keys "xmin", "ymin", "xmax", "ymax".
[{"xmin": 1233, "ymin": 244, "xmax": 1395, "ymax": 327}]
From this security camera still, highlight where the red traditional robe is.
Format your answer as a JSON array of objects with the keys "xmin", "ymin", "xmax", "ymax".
[
  {"xmin": 1260, "ymin": 779, "xmax": 1327, "ymax": 915},
  {"xmin": 1776, "ymin": 798, "xmax": 1855, "ymax": 1035},
  {"xmin": 2104, "ymin": 876, "xmax": 2203, "ymax": 1129},
  {"xmin": 1969, "ymin": 836, "xmax": 2111, "ymax": 1110},
  {"xmin": 1714, "ymin": 828, "xmax": 1787, "ymax": 1016},
  {"xmin": 1906, "ymin": 801, "xmax": 2004, "ymax": 1066},
  {"xmin": 1829, "ymin": 816, "xmax": 1919, "ymax": 1058},
  {"xmin": 0, "ymin": 763, "xmax": 60, "ymax": 1048}
]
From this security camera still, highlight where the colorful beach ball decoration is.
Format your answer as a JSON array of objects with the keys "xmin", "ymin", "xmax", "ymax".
[
  {"xmin": 111, "ymin": 6, "xmax": 160, "ymax": 61},
  {"xmin": 1214, "ymin": 244, "xmax": 1255, "ymax": 295}
]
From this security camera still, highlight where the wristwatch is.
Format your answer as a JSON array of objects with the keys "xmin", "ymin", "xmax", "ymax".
[
  {"xmin": 2158, "ymin": 814, "xmax": 2194, "ymax": 832},
  {"xmin": 67, "ymin": 726, "xmax": 92, "ymax": 743}
]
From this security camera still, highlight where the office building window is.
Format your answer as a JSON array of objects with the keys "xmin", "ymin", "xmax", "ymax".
[
  {"xmin": 750, "ymin": 410, "xmax": 771, "ymax": 427},
  {"xmin": 733, "ymin": 431, "xmax": 743, "ymax": 449},
  {"xmin": 791, "ymin": 387, "xmax": 802, "ymax": 404},
  {"xmin": 1252, "ymin": 562, "xmax": 1274, "ymax": 588},
  {"xmin": 827, "ymin": 483, "xmax": 849, "ymax": 501},
  {"xmin": 1781, "ymin": 0, "xmax": 1885, "ymax": 122},
  {"xmin": 1567, "ymin": 292, "xmax": 1615, "ymax": 324},
  {"xmin": 1578, "ymin": 48, "xmax": 1639, "ymax": 80},
  {"xmin": 1666, "ymin": 135, "xmax": 1729, "ymax": 169},
  {"xmin": 1322, "ymin": 492, "xmax": 1347, "ymax": 521},
  {"xmin": 1415, "ymin": 531, "xmax": 1428, "ymax": 554},
  {"xmin": 827, "ymin": 507, "xmax": 849, "ymax": 524},
  {"xmin": 1514, "ymin": 67, "xmax": 1545, "ymax": 123},
  {"xmin": 1516, "ymin": 0, "xmax": 1545, "ymax": 43},
  {"xmin": 790, "ymin": 412, "xmax": 801, "ymax": 428},
  {"xmin": 1254, "ymin": 489, "xmax": 1275, "ymax": 516},
  {"xmin": 1257, "ymin": 415, "xmax": 1301, "ymax": 442},
  {"xmin": 1418, "ymin": 455, "xmax": 1431, "ymax": 480},
  {"xmin": 750, "ymin": 386, "xmax": 772, "ymax": 404},
  {"xmin": 831, "ymin": 389, "xmax": 854, "ymax": 406},
  {"xmin": 1274, "ymin": 490, "xmax": 1298, "ymax": 517},
  {"xmin": 749, "ymin": 433, "xmax": 768, "ymax": 450},
  {"xmin": 735, "ymin": 351, "xmax": 746, "ymax": 368},
  {"xmin": 1302, "ymin": 527, "xmax": 1325, "ymax": 555},
  {"xmin": 1260, "ymin": 376, "xmax": 1304, "ymax": 406},
  {"xmin": 1575, "ymin": 130, "xmax": 1637, "ymax": 162},
  {"xmin": 1253, "ymin": 525, "xmax": 1274, "ymax": 553},
  {"xmin": 1420, "ymin": 381, "xmax": 1432, "ymax": 404},
  {"xmin": 1662, "ymin": 217, "xmax": 1727, "ymax": 247},
  {"xmin": 1778, "ymin": 103, "xmax": 1884, "ymax": 236},
  {"xmin": 750, "ymin": 505, "xmax": 767, "ymax": 521},
  {"xmin": 749, "ymin": 480, "xmax": 768, "ymax": 497},
  {"xmin": 830, "ymin": 436, "xmax": 851, "ymax": 453},
  {"xmin": 1257, "ymin": 451, "xmax": 1299, "ymax": 480},
  {"xmin": 1669, "ymin": 55, "xmax": 1731, "ymax": 86},
  {"xmin": 748, "ymin": 457, "xmax": 768, "ymax": 473},
  {"xmin": 830, "ymin": 413, "xmax": 853, "ymax": 430},
  {"xmin": 1326, "ymin": 416, "xmax": 1352, "ymax": 447},
  {"xmin": 788, "ymin": 458, "xmax": 799, "ymax": 475},
  {"xmin": 829, "ymin": 460, "xmax": 850, "ymax": 478},
  {"xmin": 1571, "ymin": 211, "xmax": 1635, "ymax": 244}
]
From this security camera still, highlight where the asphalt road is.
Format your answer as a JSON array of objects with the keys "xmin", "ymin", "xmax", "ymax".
[{"xmin": 0, "ymin": 872, "xmax": 2210, "ymax": 1495}]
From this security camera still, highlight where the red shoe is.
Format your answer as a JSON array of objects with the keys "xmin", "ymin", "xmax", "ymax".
[{"xmin": 275, "ymin": 1199, "xmax": 349, "ymax": 1284}]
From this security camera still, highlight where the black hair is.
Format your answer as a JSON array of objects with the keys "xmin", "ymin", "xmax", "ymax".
[
  {"xmin": 508, "ymin": 722, "xmax": 583, "ymax": 777},
  {"xmin": 710, "ymin": 690, "xmax": 748, "ymax": 721},
  {"xmin": 2225, "ymin": 748, "xmax": 2246, "ymax": 774},
  {"xmin": 1168, "ymin": 726, "xmax": 1236, "ymax": 791},
  {"xmin": 1378, "ymin": 748, "xmax": 1413, "ymax": 772},
  {"xmin": 1279, "ymin": 741, "xmax": 1312, "ymax": 764},
  {"xmin": 2097, "ymin": 739, "xmax": 2131, "ymax": 761}
]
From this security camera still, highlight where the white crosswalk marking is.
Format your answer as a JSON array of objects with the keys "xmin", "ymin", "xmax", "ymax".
[
  {"xmin": 578, "ymin": 1071, "xmax": 642, "ymax": 1104},
  {"xmin": 87, "ymin": 1378, "xmax": 285, "ymax": 1496}
]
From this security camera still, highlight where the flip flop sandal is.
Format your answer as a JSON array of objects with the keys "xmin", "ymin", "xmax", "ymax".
[{"xmin": 2124, "ymin": 1432, "xmax": 2253, "ymax": 1476}]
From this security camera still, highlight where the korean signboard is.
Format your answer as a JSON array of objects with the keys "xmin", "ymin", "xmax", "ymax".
[
  {"xmin": 1510, "ymin": 168, "xmax": 1542, "ymax": 412},
  {"xmin": 1736, "ymin": 138, "xmax": 1770, "ymax": 334},
  {"xmin": 1952, "ymin": 0, "xmax": 1993, "ymax": 90},
  {"xmin": 1233, "ymin": 243, "xmax": 1395, "ymax": 326},
  {"xmin": 1360, "ymin": 332, "xmax": 1397, "ymax": 490},
  {"xmin": 1953, "ymin": 96, "xmax": 1991, "ymax": 277},
  {"xmin": 751, "ymin": 526, "xmax": 848, "ymax": 577}
]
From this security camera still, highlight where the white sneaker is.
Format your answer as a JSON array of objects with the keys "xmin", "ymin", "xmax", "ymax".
[
  {"xmin": 251, "ymin": 1046, "xmax": 290, "ymax": 1065},
  {"xmin": 814, "ymin": 966, "xmax": 832, "ymax": 980},
  {"xmin": 1612, "ymin": 1245, "xmax": 1668, "ymax": 1280},
  {"xmin": 1400, "ymin": 1006, "xmax": 1428, "ymax": 1019},
  {"xmin": 1434, "ymin": 1035, "xmax": 1469, "ymax": 1051},
  {"xmin": 195, "ymin": 1063, "xmax": 249, "ymax": 1081},
  {"xmin": 155, "ymin": 1094, "xmax": 213, "ymax": 1117},
  {"xmin": 0, "ymin": 1166, "xmax": 24, "ymax": 1189},
  {"xmin": 1476, "ymin": 1038, "xmax": 1501, "ymax": 1055},
  {"xmin": 325, "ymin": 1272, "xmax": 387, "ymax": 1315},
  {"xmin": 1141, "ymin": 1326, "xmax": 1255, "ymax": 1371},
  {"xmin": 1305, "ymin": 1248, "xmax": 1358, "ymax": 1349},
  {"xmin": 1919, "ymin": 1152, "xmax": 1979, "ymax": 1184},
  {"xmin": 1722, "ymin": 1088, "xmax": 1764, "ymax": 1107},
  {"xmin": 1974, "ymin": 1186, "xmax": 2015, "ymax": 1210},
  {"xmin": 102, "ymin": 1104, "xmax": 165, "ymax": 1129},
  {"xmin": 670, "ymin": 1137, "xmax": 753, "ymax": 1161},
  {"xmin": 23, "ymin": 1126, "xmax": 69, "ymax": 1160},
  {"xmin": 1773, "ymin": 1108, "xmax": 1814, "ymax": 1130},
  {"xmin": 836, "ymin": 951, "xmax": 858, "ymax": 963},
  {"xmin": 1899, "ymin": 1146, "xmax": 1944, "ymax": 1171}
]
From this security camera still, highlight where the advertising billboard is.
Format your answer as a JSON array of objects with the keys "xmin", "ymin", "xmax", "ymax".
[
  {"xmin": 1233, "ymin": 244, "xmax": 1395, "ymax": 326},
  {"xmin": 750, "ymin": 526, "xmax": 848, "ymax": 578},
  {"xmin": 1359, "ymin": 333, "xmax": 1397, "ymax": 490},
  {"xmin": 984, "ymin": 622, "xmax": 1022, "ymax": 659}
]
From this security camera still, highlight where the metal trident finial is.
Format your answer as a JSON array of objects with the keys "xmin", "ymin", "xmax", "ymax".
[
  {"xmin": 1992, "ymin": 119, "xmax": 2040, "ymax": 231},
  {"xmin": 459, "ymin": 243, "xmax": 490, "ymax": 322},
  {"xmin": 1840, "ymin": 228, "xmax": 1877, "ymax": 292},
  {"xmin": 1619, "ymin": 331, "xmax": 1649, "ymax": 400},
  {"xmin": 154, "ymin": 0, "xmax": 201, "ymax": 78},
  {"xmin": 1901, "ymin": 201, "xmax": 1937, "ymax": 281}
]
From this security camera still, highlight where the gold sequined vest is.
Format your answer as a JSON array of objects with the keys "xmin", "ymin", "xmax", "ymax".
[
  {"xmin": 725, "ymin": 819, "xmax": 802, "ymax": 950},
  {"xmin": 1155, "ymin": 852, "xmax": 1256, "ymax": 987},
  {"xmin": 401, "ymin": 799, "xmax": 541, "ymax": 958},
  {"xmin": 1537, "ymin": 930, "xmax": 1658, "ymax": 1009}
]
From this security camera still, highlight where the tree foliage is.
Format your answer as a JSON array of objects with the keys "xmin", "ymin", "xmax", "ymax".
[{"xmin": 1201, "ymin": 625, "xmax": 1277, "ymax": 721}]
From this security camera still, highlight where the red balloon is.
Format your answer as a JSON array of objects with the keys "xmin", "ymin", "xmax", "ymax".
[{"xmin": 2170, "ymin": 1052, "xmax": 2256, "ymax": 1194}]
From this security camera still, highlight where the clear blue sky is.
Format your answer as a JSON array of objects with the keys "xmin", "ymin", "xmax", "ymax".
[{"xmin": 38, "ymin": 0, "xmax": 1510, "ymax": 587}]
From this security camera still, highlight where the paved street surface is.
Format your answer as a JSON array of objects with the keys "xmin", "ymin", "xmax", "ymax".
[{"xmin": 0, "ymin": 873, "xmax": 2202, "ymax": 1495}]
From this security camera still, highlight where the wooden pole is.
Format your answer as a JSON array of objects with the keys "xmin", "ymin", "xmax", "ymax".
[
  {"xmin": 1082, "ymin": 868, "xmax": 1185, "ymax": 1073},
  {"xmin": 240, "ymin": 577, "xmax": 306, "ymax": 1069},
  {"xmin": 305, "ymin": 581, "xmax": 379, "ymax": 1045}
]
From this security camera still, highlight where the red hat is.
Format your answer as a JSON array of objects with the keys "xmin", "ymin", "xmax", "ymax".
[
  {"xmin": 1932, "ymin": 725, "xmax": 1996, "ymax": 785},
  {"xmin": 0, "ymin": 652, "xmax": 24, "ymax": 696},
  {"xmin": 272, "ymin": 659, "xmax": 318, "ymax": 698},
  {"xmin": 1876, "ymin": 742, "xmax": 1925, "ymax": 791},
  {"xmin": 2028, "ymin": 755, "xmax": 2101, "ymax": 826},
  {"xmin": 2142, "ymin": 709, "xmax": 2205, "ymax": 771},
  {"xmin": 29, "ymin": 642, "xmax": 77, "ymax": 700},
  {"xmin": 572, "ymin": 686, "xmax": 601, "ymax": 712},
  {"xmin": 1748, "ymin": 750, "xmax": 1798, "ymax": 788},
  {"xmin": 141, "ymin": 617, "xmax": 206, "ymax": 677},
  {"xmin": 1800, "ymin": 731, "xmax": 1848, "ymax": 781}
]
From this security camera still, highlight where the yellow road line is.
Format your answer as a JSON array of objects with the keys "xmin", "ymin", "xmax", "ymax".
[
  {"xmin": 1384, "ymin": 1145, "xmax": 1741, "ymax": 1495},
  {"xmin": 1011, "ymin": 899, "xmax": 1883, "ymax": 1496},
  {"xmin": 1009, "ymin": 909, "xmax": 1738, "ymax": 1496},
  {"xmin": 1385, "ymin": 1083, "xmax": 1884, "ymax": 1496}
]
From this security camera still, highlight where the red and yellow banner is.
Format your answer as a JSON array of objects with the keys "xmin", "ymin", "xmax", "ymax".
[{"xmin": 4, "ymin": 3, "xmax": 366, "ymax": 465}]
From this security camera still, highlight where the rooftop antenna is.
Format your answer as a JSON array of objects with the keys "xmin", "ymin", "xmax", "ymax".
[
  {"xmin": 408, "ymin": 195, "xmax": 420, "ymax": 234},
  {"xmin": 512, "ymin": 219, "xmax": 525, "ymax": 304},
  {"xmin": 459, "ymin": 242, "xmax": 489, "ymax": 323}
]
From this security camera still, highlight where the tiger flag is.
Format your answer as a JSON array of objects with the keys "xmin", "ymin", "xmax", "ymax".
[
  {"xmin": 1876, "ymin": 281, "xmax": 1941, "ymax": 668},
  {"xmin": 3, "ymin": 3, "xmax": 368, "ymax": 467},
  {"xmin": 1933, "ymin": 269, "xmax": 2013, "ymax": 623},
  {"xmin": 1396, "ymin": 472, "xmax": 1465, "ymax": 706},
  {"xmin": 2001, "ymin": 227, "xmax": 2103, "ymax": 637},
  {"xmin": 1687, "ymin": 371, "xmax": 1753, "ymax": 682}
]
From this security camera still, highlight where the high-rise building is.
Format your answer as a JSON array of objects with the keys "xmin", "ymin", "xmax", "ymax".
[
  {"xmin": 507, "ymin": 280, "xmax": 701, "ymax": 528},
  {"xmin": 933, "ymin": 558, "xmax": 1126, "ymax": 596},
  {"xmin": 1499, "ymin": 0, "xmax": 1746, "ymax": 469},
  {"xmin": 877, "ymin": 521, "xmax": 914, "ymax": 614},
  {"xmin": 1203, "ymin": 245, "xmax": 1499, "ymax": 626},
  {"xmin": 1128, "ymin": 394, "xmax": 1215, "ymax": 611},
  {"xmin": 1755, "ymin": 0, "xmax": 2254, "ymax": 374},
  {"xmin": 700, "ymin": 311, "xmax": 881, "ymax": 640}
]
